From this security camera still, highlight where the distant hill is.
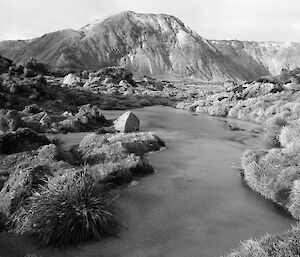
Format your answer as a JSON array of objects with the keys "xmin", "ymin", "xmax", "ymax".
[{"xmin": 1, "ymin": 11, "xmax": 300, "ymax": 81}]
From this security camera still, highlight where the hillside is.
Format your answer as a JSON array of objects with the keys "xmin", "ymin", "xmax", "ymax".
[{"xmin": 0, "ymin": 11, "xmax": 300, "ymax": 81}]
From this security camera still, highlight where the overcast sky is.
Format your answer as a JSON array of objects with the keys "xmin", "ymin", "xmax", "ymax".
[{"xmin": 1, "ymin": 0, "xmax": 300, "ymax": 42}]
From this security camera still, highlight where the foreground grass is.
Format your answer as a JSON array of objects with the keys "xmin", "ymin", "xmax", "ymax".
[
  {"xmin": 11, "ymin": 169, "xmax": 117, "ymax": 247},
  {"xmin": 223, "ymin": 224, "xmax": 300, "ymax": 257}
]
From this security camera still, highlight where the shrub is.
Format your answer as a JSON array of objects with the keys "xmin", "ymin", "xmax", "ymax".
[
  {"xmin": 289, "ymin": 180, "xmax": 300, "ymax": 219},
  {"xmin": 24, "ymin": 58, "xmax": 48, "ymax": 75},
  {"xmin": 0, "ymin": 128, "xmax": 50, "ymax": 154},
  {"xmin": 263, "ymin": 115, "xmax": 287, "ymax": 147},
  {"xmin": 12, "ymin": 170, "xmax": 117, "ymax": 246},
  {"xmin": 23, "ymin": 68, "xmax": 35, "ymax": 78},
  {"xmin": 224, "ymin": 239, "xmax": 268, "ymax": 257},
  {"xmin": 279, "ymin": 121, "xmax": 300, "ymax": 149}
]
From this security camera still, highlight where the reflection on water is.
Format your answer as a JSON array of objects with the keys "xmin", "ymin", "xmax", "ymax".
[{"xmin": 0, "ymin": 106, "xmax": 295, "ymax": 257}]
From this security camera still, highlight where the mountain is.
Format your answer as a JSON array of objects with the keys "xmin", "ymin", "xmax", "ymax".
[{"xmin": 0, "ymin": 11, "xmax": 300, "ymax": 81}]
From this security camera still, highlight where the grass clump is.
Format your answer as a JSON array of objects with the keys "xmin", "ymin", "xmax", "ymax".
[
  {"xmin": 279, "ymin": 120, "xmax": 300, "ymax": 149},
  {"xmin": 224, "ymin": 224, "xmax": 300, "ymax": 257},
  {"xmin": 12, "ymin": 169, "xmax": 117, "ymax": 247},
  {"xmin": 263, "ymin": 115, "xmax": 287, "ymax": 147}
]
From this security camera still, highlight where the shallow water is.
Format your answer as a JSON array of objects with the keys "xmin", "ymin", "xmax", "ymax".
[{"xmin": 0, "ymin": 106, "xmax": 295, "ymax": 257}]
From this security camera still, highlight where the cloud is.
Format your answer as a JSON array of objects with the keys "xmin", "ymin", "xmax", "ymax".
[{"xmin": 2, "ymin": 0, "xmax": 300, "ymax": 42}]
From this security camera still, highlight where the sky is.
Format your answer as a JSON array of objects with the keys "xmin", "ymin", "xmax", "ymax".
[{"xmin": 1, "ymin": 0, "xmax": 300, "ymax": 42}]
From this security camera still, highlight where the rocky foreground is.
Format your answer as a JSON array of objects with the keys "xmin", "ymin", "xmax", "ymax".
[{"xmin": 0, "ymin": 56, "xmax": 173, "ymax": 247}]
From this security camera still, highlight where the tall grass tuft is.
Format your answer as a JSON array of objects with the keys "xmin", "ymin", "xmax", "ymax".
[{"xmin": 12, "ymin": 170, "xmax": 117, "ymax": 247}]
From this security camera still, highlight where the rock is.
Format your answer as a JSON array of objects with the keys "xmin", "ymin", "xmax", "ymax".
[
  {"xmin": 28, "ymin": 93, "xmax": 39, "ymax": 101},
  {"xmin": 34, "ymin": 74, "xmax": 46, "ymax": 84},
  {"xmin": 0, "ymin": 164, "xmax": 50, "ymax": 214},
  {"xmin": 39, "ymin": 114, "xmax": 52, "ymax": 130},
  {"xmin": 74, "ymin": 104, "xmax": 107, "ymax": 128},
  {"xmin": 0, "ymin": 128, "xmax": 50, "ymax": 154},
  {"xmin": 119, "ymin": 80, "xmax": 132, "ymax": 88},
  {"xmin": 154, "ymin": 81, "xmax": 164, "ymax": 91},
  {"xmin": 0, "ymin": 109, "xmax": 22, "ymax": 133},
  {"xmin": 176, "ymin": 101, "xmax": 190, "ymax": 110},
  {"xmin": 113, "ymin": 111, "xmax": 140, "ymax": 132},
  {"xmin": 103, "ymin": 77, "xmax": 114, "ymax": 84},
  {"xmin": 81, "ymin": 70, "xmax": 89, "ymax": 79},
  {"xmin": 21, "ymin": 111, "xmax": 48, "ymax": 132},
  {"xmin": 62, "ymin": 111, "xmax": 72, "ymax": 117},
  {"xmin": 22, "ymin": 104, "xmax": 42, "ymax": 115},
  {"xmin": 23, "ymin": 68, "xmax": 35, "ymax": 78},
  {"xmin": 195, "ymin": 106, "xmax": 207, "ymax": 113},
  {"xmin": 0, "ymin": 56, "xmax": 13, "ymax": 74},
  {"xmin": 37, "ymin": 144, "xmax": 58, "ymax": 160},
  {"xmin": 79, "ymin": 131, "xmax": 165, "ymax": 165},
  {"xmin": 56, "ymin": 105, "xmax": 108, "ymax": 133},
  {"xmin": 83, "ymin": 76, "xmax": 102, "ymax": 88},
  {"xmin": 62, "ymin": 73, "xmax": 82, "ymax": 87}
]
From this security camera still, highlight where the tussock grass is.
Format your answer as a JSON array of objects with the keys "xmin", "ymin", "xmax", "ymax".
[
  {"xmin": 224, "ymin": 224, "xmax": 300, "ymax": 257},
  {"xmin": 12, "ymin": 169, "xmax": 117, "ymax": 247}
]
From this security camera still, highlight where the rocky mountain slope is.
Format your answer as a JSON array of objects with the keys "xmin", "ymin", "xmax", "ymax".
[{"xmin": 1, "ymin": 11, "xmax": 300, "ymax": 81}]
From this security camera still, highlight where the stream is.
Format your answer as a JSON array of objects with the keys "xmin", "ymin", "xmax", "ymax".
[{"xmin": 0, "ymin": 106, "xmax": 295, "ymax": 257}]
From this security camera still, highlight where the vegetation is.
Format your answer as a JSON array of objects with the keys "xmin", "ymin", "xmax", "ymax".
[
  {"xmin": 224, "ymin": 224, "xmax": 300, "ymax": 257},
  {"xmin": 174, "ymin": 68, "xmax": 300, "ymax": 256},
  {"xmin": 11, "ymin": 170, "xmax": 117, "ymax": 247}
]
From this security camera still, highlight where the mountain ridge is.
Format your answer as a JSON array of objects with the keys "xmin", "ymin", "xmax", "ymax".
[{"xmin": 1, "ymin": 11, "xmax": 300, "ymax": 81}]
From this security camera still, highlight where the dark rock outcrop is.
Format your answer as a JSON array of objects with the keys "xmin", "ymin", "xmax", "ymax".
[
  {"xmin": 0, "ymin": 56, "xmax": 13, "ymax": 74},
  {"xmin": 0, "ymin": 128, "xmax": 50, "ymax": 154}
]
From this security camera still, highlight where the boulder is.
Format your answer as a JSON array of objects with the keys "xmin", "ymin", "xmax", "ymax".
[
  {"xmin": 21, "ymin": 111, "xmax": 48, "ymax": 132},
  {"xmin": 0, "ymin": 109, "xmax": 22, "ymax": 133},
  {"xmin": 113, "ymin": 111, "xmax": 140, "ymax": 132},
  {"xmin": 79, "ymin": 131, "xmax": 165, "ymax": 164},
  {"xmin": 74, "ymin": 104, "xmax": 107, "ymax": 128},
  {"xmin": 0, "ymin": 165, "xmax": 50, "ymax": 214},
  {"xmin": 39, "ymin": 114, "xmax": 52, "ymax": 130},
  {"xmin": 62, "ymin": 73, "xmax": 82, "ymax": 87},
  {"xmin": 22, "ymin": 104, "xmax": 42, "ymax": 115},
  {"xmin": 119, "ymin": 80, "xmax": 132, "ymax": 88}
]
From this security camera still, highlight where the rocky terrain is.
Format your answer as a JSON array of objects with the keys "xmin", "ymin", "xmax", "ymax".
[
  {"xmin": 1, "ymin": 11, "xmax": 300, "ymax": 81},
  {"xmin": 0, "ymin": 57, "xmax": 171, "ymax": 247},
  {"xmin": 1, "ymin": 53, "xmax": 300, "ymax": 255},
  {"xmin": 1, "ymin": 10, "xmax": 300, "ymax": 257}
]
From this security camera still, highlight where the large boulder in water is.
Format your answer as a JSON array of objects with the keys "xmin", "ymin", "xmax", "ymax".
[{"xmin": 113, "ymin": 111, "xmax": 139, "ymax": 133}]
